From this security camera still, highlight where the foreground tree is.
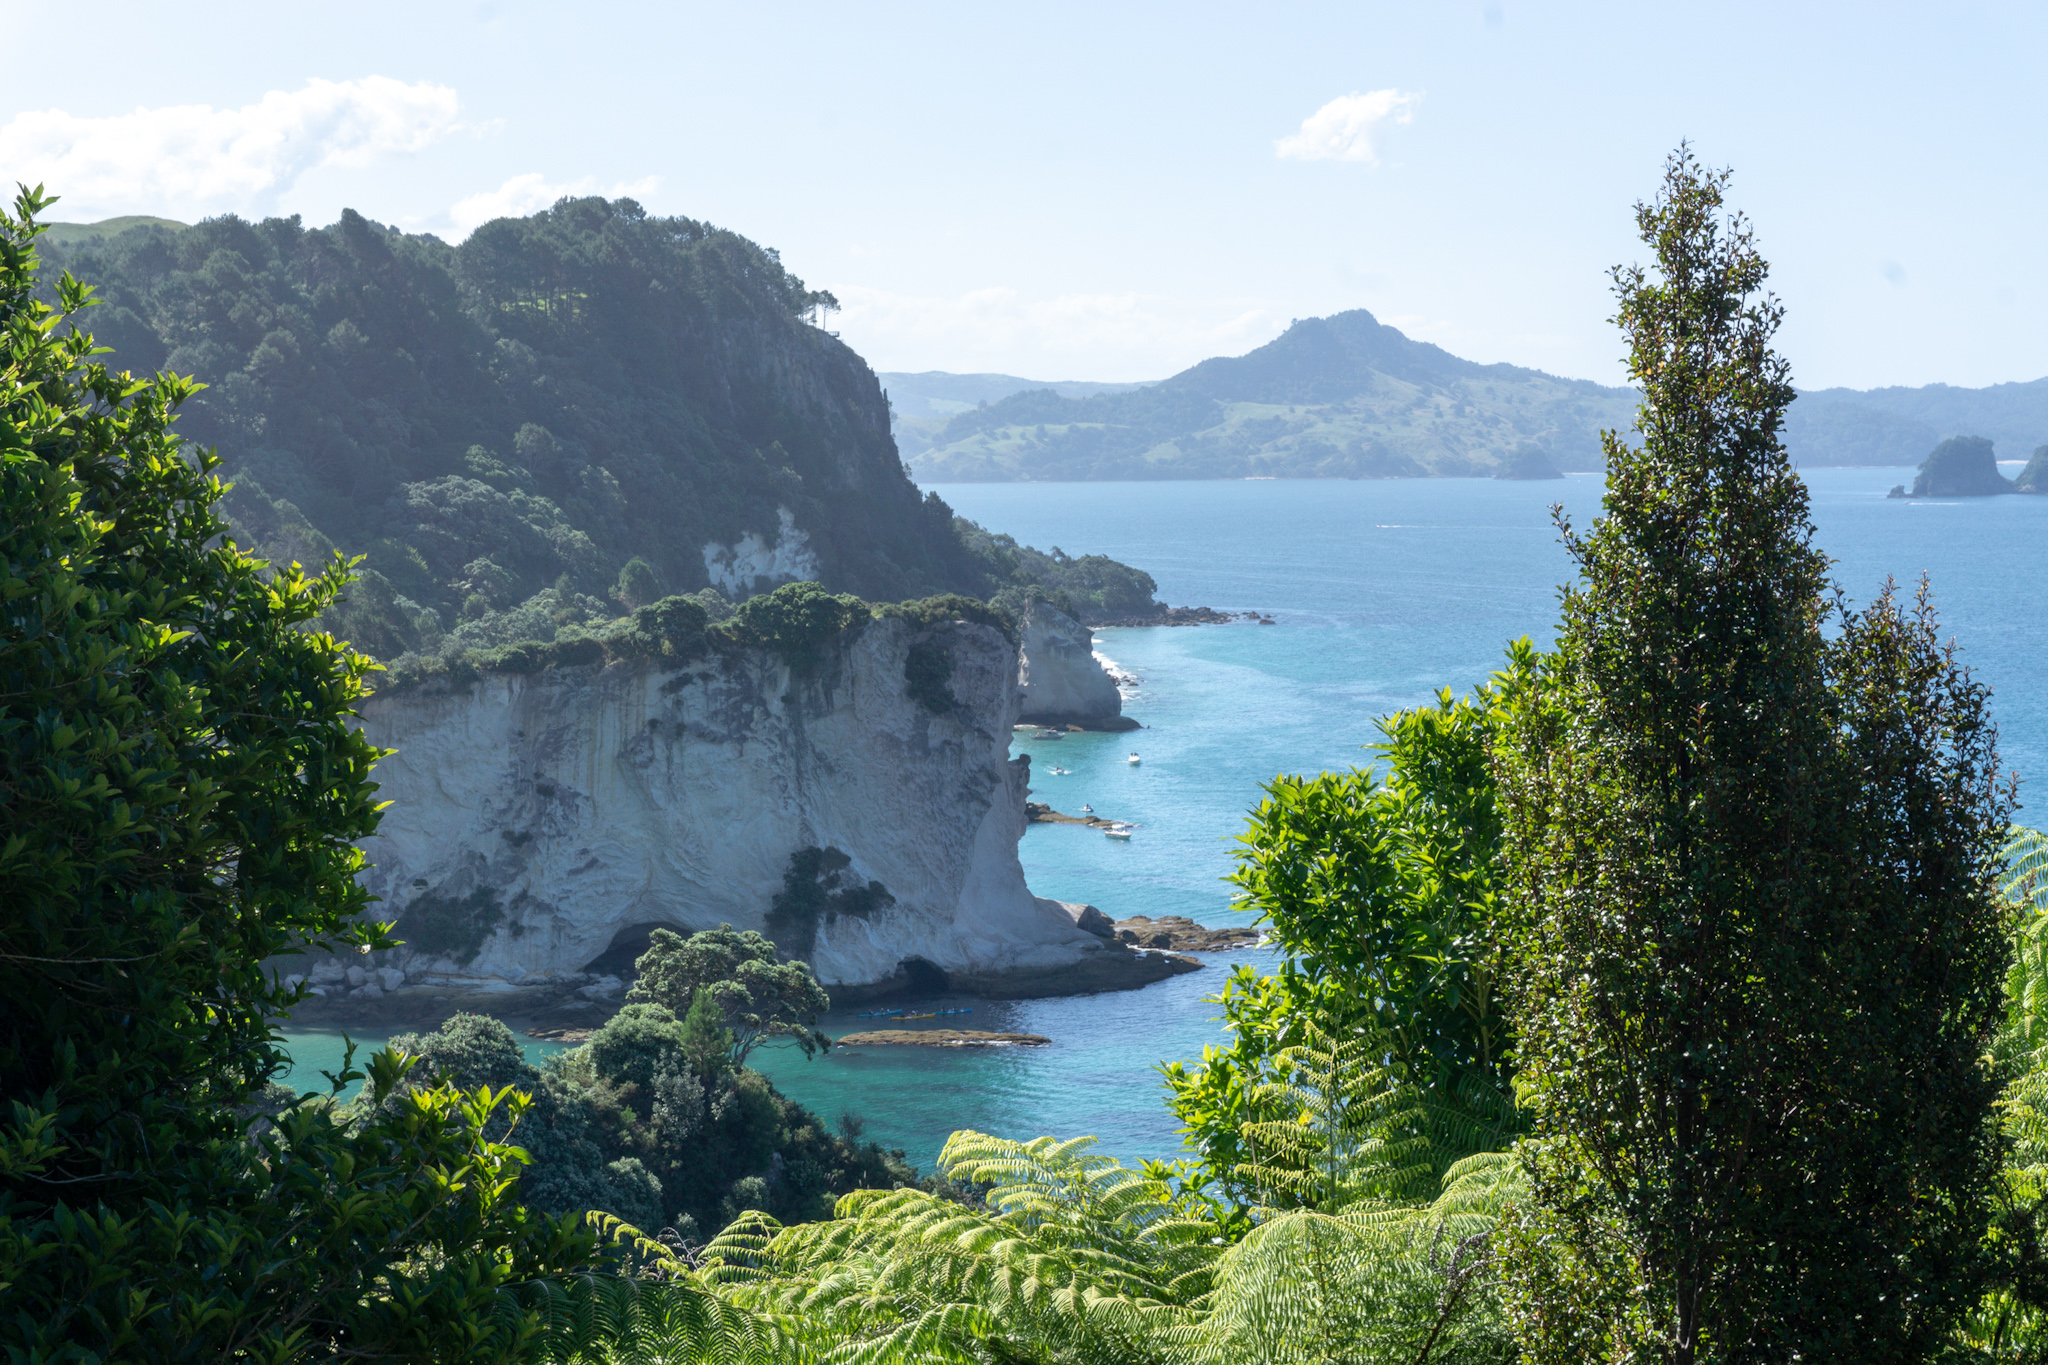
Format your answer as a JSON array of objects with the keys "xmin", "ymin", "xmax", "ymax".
[
  {"xmin": 0, "ymin": 186, "xmax": 602, "ymax": 1360},
  {"xmin": 627, "ymin": 924, "xmax": 832, "ymax": 1067},
  {"xmin": 1493, "ymin": 150, "xmax": 2013, "ymax": 1362},
  {"xmin": 1166, "ymin": 671, "xmax": 1529, "ymax": 1208}
]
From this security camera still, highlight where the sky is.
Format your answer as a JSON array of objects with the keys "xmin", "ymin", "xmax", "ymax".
[{"xmin": 2, "ymin": 0, "xmax": 2042, "ymax": 390}]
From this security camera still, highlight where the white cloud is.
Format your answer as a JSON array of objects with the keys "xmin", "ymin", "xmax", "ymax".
[
  {"xmin": 447, "ymin": 172, "xmax": 662, "ymax": 237},
  {"xmin": 0, "ymin": 77, "xmax": 462, "ymax": 221},
  {"xmin": 1275, "ymin": 89, "xmax": 1421, "ymax": 164},
  {"xmin": 832, "ymin": 283, "xmax": 1279, "ymax": 380}
]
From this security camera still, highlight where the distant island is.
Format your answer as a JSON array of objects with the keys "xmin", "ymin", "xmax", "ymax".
[
  {"xmin": 1886, "ymin": 434, "xmax": 2048, "ymax": 498},
  {"xmin": 893, "ymin": 312, "xmax": 2048, "ymax": 482}
]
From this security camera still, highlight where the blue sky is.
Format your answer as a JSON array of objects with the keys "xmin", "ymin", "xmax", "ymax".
[{"xmin": 3, "ymin": 0, "xmax": 2041, "ymax": 389}]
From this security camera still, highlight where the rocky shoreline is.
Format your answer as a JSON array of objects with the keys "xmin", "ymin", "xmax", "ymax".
[
  {"xmin": 1088, "ymin": 606, "xmax": 1279, "ymax": 627},
  {"xmin": 1112, "ymin": 914, "xmax": 1262, "ymax": 953},
  {"xmin": 836, "ymin": 1029, "xmax": 1050, "ymax": 1047}
]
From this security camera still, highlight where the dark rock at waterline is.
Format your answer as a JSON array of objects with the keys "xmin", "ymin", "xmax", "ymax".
[
  {"xmin": 1112, "ymin": 914, "xmax": 1262, "ymax": 953},
  {"xmin": 837, "ymin": 1028, "xmax": 1051, "ymax": 1047},
  {"xmin": 1909, "ymin": 436, "xmax": 2014, "ymax": 497}
]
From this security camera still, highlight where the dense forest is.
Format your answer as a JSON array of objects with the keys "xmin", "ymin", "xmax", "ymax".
[
  {"xmin": 21, "ymin": 156, "xmax": 2048, "ymax": 1363},
  {"xmin": 35, "ymin": 200, "xmax": 1163, "ymax": 660}
]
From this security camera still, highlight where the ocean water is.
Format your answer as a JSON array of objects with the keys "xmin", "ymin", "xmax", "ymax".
[{"xmin": 284, "ymin": 466, "xmax": 2048, "ymax": 1169}]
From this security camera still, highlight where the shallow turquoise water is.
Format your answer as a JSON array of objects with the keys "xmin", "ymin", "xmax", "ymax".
[{"xmin": 285, "ymin": 466, "xmax": 2048, "ymax": 1169}]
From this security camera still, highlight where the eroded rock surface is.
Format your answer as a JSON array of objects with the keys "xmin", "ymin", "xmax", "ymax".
[
  {"xmin": 1017, "ymin": 599, "xmax": 1135, "ymax": 731},
  {"xmin": 309, "ymin": 615, "xmax": 1174, "ymax": 1006}
]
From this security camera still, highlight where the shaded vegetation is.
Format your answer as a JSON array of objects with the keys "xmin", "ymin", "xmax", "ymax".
[
  {"xmin": 0, "ymin": 186, "xmax": 605, "ymax": 1362},
  {"xmin": 764, "ymin": 848, "xmax": 897, "ymax": 959},
  {"xmin": 388, "ymin": 1008, "xmax": 914, "ymax": 1244},
  {"xmin": 34, "ymin": 195, "xmax": 1168, "ymax": 660}
]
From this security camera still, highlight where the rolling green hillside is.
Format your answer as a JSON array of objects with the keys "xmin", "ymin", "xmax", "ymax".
[
  {"xmin": 880, "ymin": 370, "xmax": 1153, "ymax": 458},
  {"xmin": 36, "ymin": 202, "xmax": 1164, "ymax": 659},
  {"xmin": 904, "ymin": 310, "xmax": 2048, "ymax": 481},
  {"xmin": 908, "ymin": 310, "xmax": 1637, "ymax": 481}
]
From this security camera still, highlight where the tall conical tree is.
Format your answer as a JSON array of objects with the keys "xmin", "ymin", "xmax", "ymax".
[{"xmin": 1494, "ymin": 149, "xmax": 2013, "ymax": 1363}]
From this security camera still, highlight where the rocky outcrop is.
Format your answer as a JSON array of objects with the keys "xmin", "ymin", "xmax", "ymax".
[
  {"xmin": 1016, "ymin": 599, "xmax": 1134, "ymax": 731},
  {"xmin": 702, "ymin": 506, "xmax": 820, "ymax": 596},
  {"xmin": 837, "ymin": 1029, "xmax": 1050, "ymax": 1047},
  {"xmin": 310, "ymin": 615, "xmax": 1180, "ymax": 1006},
  {"xmin": 2015, "ymin": 445, "xmax": 2048, "ymax": 494},
  {"xmin": 1114, "ymin": 915, "xmax": 1263, "ymax": 953},
  {"xmin": 1910, "ymin": 436, "xmax": 2013, "ymax": 496}
]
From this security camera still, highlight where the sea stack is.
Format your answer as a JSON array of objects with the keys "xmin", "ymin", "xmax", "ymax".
[
  {"xmin": 1016, "ymin": 598, "xmax": 1138, "ymax": 732},
  {"xmin": 1910, "ymin": 436, "xmax": 2014, "ymax": 497}
]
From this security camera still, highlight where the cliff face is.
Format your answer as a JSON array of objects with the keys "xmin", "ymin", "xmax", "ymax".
[
  {"xmin": 317, "ymin": 616, "xmax": 1173, "ymax": 1002},
  {"xmin": 1016, "ymin": 600, "xmax": 1132, "ymax": 730}
]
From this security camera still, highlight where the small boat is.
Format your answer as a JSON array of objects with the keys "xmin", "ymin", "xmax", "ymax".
[
  {"xmin": 1047, "ymin": 765, "xmax": 1070, "ymax": 775},
  {"xmin": 900, "ymin": 1011, "xmax": 938, "ymax": 1021},
  {"xmin": 1104, "ymin": 823, "xmax": 1134, "ymax": 840},
  {"xmin": 1080, "ymin": 803, "xmax": 1094, "ymax": 813},
  {"xmin": 939, "ymin": 1007, "xmax": 973, "ymax": 1016},
  {"xmin": 1127, "ymin": 753, "xmax": 1142, "ymax": 764},
  {"xmin": 856, "ymin": 1007, "xmax": 904, "ymax": 1018},
  {"xmin": 1035, "ymin": 729, "xmax": 1064, "ymax": 740}
]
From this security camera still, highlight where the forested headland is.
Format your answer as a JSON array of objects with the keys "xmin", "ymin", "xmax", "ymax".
[
  {"xmin": 33, "ymin": 199, "xmax": 1165, "ymax": 666},
  {"xmin": 15, "ymin": 150, "xmax": 2048, "ymax": 1363}
]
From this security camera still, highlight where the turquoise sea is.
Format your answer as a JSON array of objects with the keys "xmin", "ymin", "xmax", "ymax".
[{"xmin": 284, "ymin": 465, "xmax": 2048, "ymax": 1169}]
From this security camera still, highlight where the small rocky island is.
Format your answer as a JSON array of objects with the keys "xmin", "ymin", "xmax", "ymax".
[{"xmin": 1890, "ymin": 435, "xmax": 2015, "ymax": 497}]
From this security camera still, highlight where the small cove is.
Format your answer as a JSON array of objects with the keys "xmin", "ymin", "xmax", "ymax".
[{"xmin": 283, "ymin": 467, "xmax": 2048, "ymax": 1169}]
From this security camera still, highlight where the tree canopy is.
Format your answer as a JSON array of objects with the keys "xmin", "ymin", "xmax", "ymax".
[
  {"xmin": 1493, "ymin": 148, "xmax": 2012, "ymax": 1363},
  {"xmin": 627, "ymin": 925, "xmax": 834, "ymax": 1066},
  {"xmin": 34, "ymin": 197, "xmax": 1167, "ymax": 671},
  {"xmin": 0, "ymin": 184, "xmax": 606, "ymax": 1361}
]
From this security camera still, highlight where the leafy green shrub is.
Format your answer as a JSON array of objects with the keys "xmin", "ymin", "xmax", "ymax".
[
  {"xmin": 628, "ymin": 923, "xmax": 834, "ymax": 1064},
  {"xmin": 393, "ymin": 885, "xmax": 506, "ymax": 964},
  {"xmin": 763, "ymin": 848, "xmax": 896, "ymax": 959},
  {"xmin": 1166, "ymin": 672, "xmax": 1527, "ymax": 1208},
  {"xmin": 877, "ymin": 590, "xmax": 1015, "ymax": 638},
  {"xmin": 615, "ymin": 554, "xmax": 663, "ymax": 608},
  {"xmin": 0, "ymin": 187, "xmax": 603, "ymax": 1362},
  {"xmin": 711, "ymin": 580, "xmax": 870, "ymax": 675},
  {"xmin": 902, "ymin": 637, "xmax": 958, "ymax": 714}
]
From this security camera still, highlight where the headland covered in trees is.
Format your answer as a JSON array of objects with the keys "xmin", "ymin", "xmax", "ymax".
[
  {"xmin": 16, "ymin": 145, "xmax": 2048, "ymax": 1365},
  {"xmin": 32, "ymin": 201, "xmax": 1173, "ymax": 671}
]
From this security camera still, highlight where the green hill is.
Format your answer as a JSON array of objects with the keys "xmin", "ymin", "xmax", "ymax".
[
  {"xmin": 40, "ymin": 215, "xmax": 191, "ymax": 246},
  {"xmin": 908, "ymin": 310, "xmax": 1638, "ymax": 481},
  {"xmin": 904, "ymin": 312, "xmax": 2048, "ymax": 481},
  {"xmin": 36, "ymin": 201, "xmax": 1163, "ymax": 659},
  {"xmin": 880, "ymin": 370, "xmax": 1153, "ymax": 459}
]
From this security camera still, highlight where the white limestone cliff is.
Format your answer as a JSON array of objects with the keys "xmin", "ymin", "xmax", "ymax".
[
  {"xmin": 702, "ymin": 506, "xmax": 820, "ymax": 596},
  {"xmin": 319, "ymin": 614, "xmax": 1182, "ymax": 1003},
  {"xmin": 1016, "ymin": 599, "xmax": 1132, "ymax": 730}
]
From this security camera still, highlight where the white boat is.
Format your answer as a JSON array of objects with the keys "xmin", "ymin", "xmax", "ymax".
[
  {"xmin": 1127, "ymin": 753, "xmax": 1142, "ymax": 764},
  {"xmin": 1080, "ymin": 803, "xmax": 1094, "ymax": 813},
  {"xmin": 1104, "ymin": 825, "xmax": 1133, "ymax": 840}
]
